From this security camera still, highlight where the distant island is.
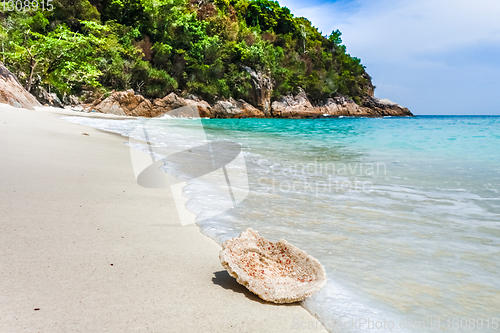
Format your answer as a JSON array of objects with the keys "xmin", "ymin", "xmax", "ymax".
[{"xmin": 0, "ymin": 0, "xmax": 412, "ymax": 117}]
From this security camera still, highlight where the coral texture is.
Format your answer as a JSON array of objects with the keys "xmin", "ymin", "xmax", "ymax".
[{"xmin": 220, "ymin": 228, "xmax": 327, "ymax": 303}]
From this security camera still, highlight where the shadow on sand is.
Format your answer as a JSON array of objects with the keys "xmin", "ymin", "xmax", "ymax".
[{"xmin": 212, "ymin": 270, "xmax": 301, "ymax": 307}]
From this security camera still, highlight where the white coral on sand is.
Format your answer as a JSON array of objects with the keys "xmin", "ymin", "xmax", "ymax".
[{"xmin": 219, "ymin": 228, "xmax": 327, "ymax": 303}]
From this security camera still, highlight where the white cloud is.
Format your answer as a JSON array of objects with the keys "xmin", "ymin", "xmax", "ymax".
[{"xmin": 281, "ymin": 0, "xmax": 500, "ymax": 63}]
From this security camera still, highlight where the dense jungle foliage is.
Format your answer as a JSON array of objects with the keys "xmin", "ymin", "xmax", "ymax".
[{"xmin": 0, "ymin": 0, "xmax": 373, "ymax": 104}]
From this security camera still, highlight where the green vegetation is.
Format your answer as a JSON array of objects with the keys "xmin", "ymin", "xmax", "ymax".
[{"xmin": 0, "ymin": 0, "xmax": 373, "ymax": 104}]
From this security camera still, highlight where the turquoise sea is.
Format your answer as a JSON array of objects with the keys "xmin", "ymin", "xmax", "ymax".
[{"xmin": 68, "ymin": 115, "xmax": 500, "ymax": 332}]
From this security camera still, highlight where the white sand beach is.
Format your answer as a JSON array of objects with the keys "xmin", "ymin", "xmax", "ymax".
[{"xmin": 0, "ymin": 105, "xmax": 327, "ymax": 332}]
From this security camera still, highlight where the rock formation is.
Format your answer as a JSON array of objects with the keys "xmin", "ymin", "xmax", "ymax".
[
  {"xmin": 0, "ymin": 62, "xmax": 406, "ymax": 118},
  {"xmin": 36, "ymin": 86, "xmax": 64, "ymax": 108},
  {"xmin": 88, "ymin": 88, "xmax": 412, "ymax": 118},
  {"xmin": 270, "ymin": 88, "xmax": 315, "ymax": 118},
  {"xmin": 242, "ymin": 66, "xmax": 273, "ymax": 117},
  {"xmin": 63, "ymin": 94, "xmax": 82, "ymax": 107},
  {"xmin": 271, "ymin": 89, "xmax": 412, "ymax": 118},
  {"xmin": 90, "ymin": 90, "xmax": 211, "ymax": 117},
  {"xmin": 220, "ymin": 228, "xmax": 327, "ymax": 303},
  {"xmin": 90, "ymin": 89, "xmax": 153, "ymax": 117},
  {"xmin": 212, "ymin": 98, "xmax": 265, "ymax": 118},
  {"xmin": 360, "ymin": 96, "xmax": 413, "ymax": 117},
  {"xmin": 90, "ymin": 90, "xmax": 267, "ymax": 118},
  {"xmin": 151, "ymin": 92, "xmax": 212, "ymax": 118},
  {"xmin": 0, "ymin": 63, "xmax": 41, "ymax": 110}
]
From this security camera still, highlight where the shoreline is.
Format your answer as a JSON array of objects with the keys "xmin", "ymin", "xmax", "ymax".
[{"xmin": 0, "ymin": 105, "xmax": 328, "ymax": 332}]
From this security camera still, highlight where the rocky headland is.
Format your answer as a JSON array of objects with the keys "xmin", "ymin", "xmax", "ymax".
[
  {"xmin": 1, "ymin": 63, "xmax": 412, "ymax": 118},
  {"xmin": 79, "ymin": 85, "xmax": 412, "ymax": 118},
  {"xmin": 74, "ymin": 67, "xmax": 412, "ymax": 118}
]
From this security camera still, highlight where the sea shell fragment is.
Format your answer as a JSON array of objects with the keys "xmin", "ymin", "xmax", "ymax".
[{"xmin": 219, "ymin": 228, "xmax": 327, "ymax": 303}]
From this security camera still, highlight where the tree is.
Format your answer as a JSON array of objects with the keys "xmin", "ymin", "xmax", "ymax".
[{"xmin": 1, "ymin": 0, "xmax": 374, "ymax": 104}]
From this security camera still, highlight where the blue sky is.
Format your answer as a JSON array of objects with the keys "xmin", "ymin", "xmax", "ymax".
[{"xmin": 278, "ymin": 0, "xmax": 500, "ymax": 115}]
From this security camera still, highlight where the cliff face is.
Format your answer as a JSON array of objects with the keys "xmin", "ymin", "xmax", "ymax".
[
  {"xmin": 0, "ymin": 64, "xmax": 41, "ymax": 110},
  {"xmin": 242, "ymin": 66, "xmax": 273, "ymax": 117}
]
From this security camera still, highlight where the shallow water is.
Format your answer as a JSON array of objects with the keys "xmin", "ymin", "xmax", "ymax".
[{"xmin": 66, "ymin": 115, "xmax": 500, "ymax": 332}]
